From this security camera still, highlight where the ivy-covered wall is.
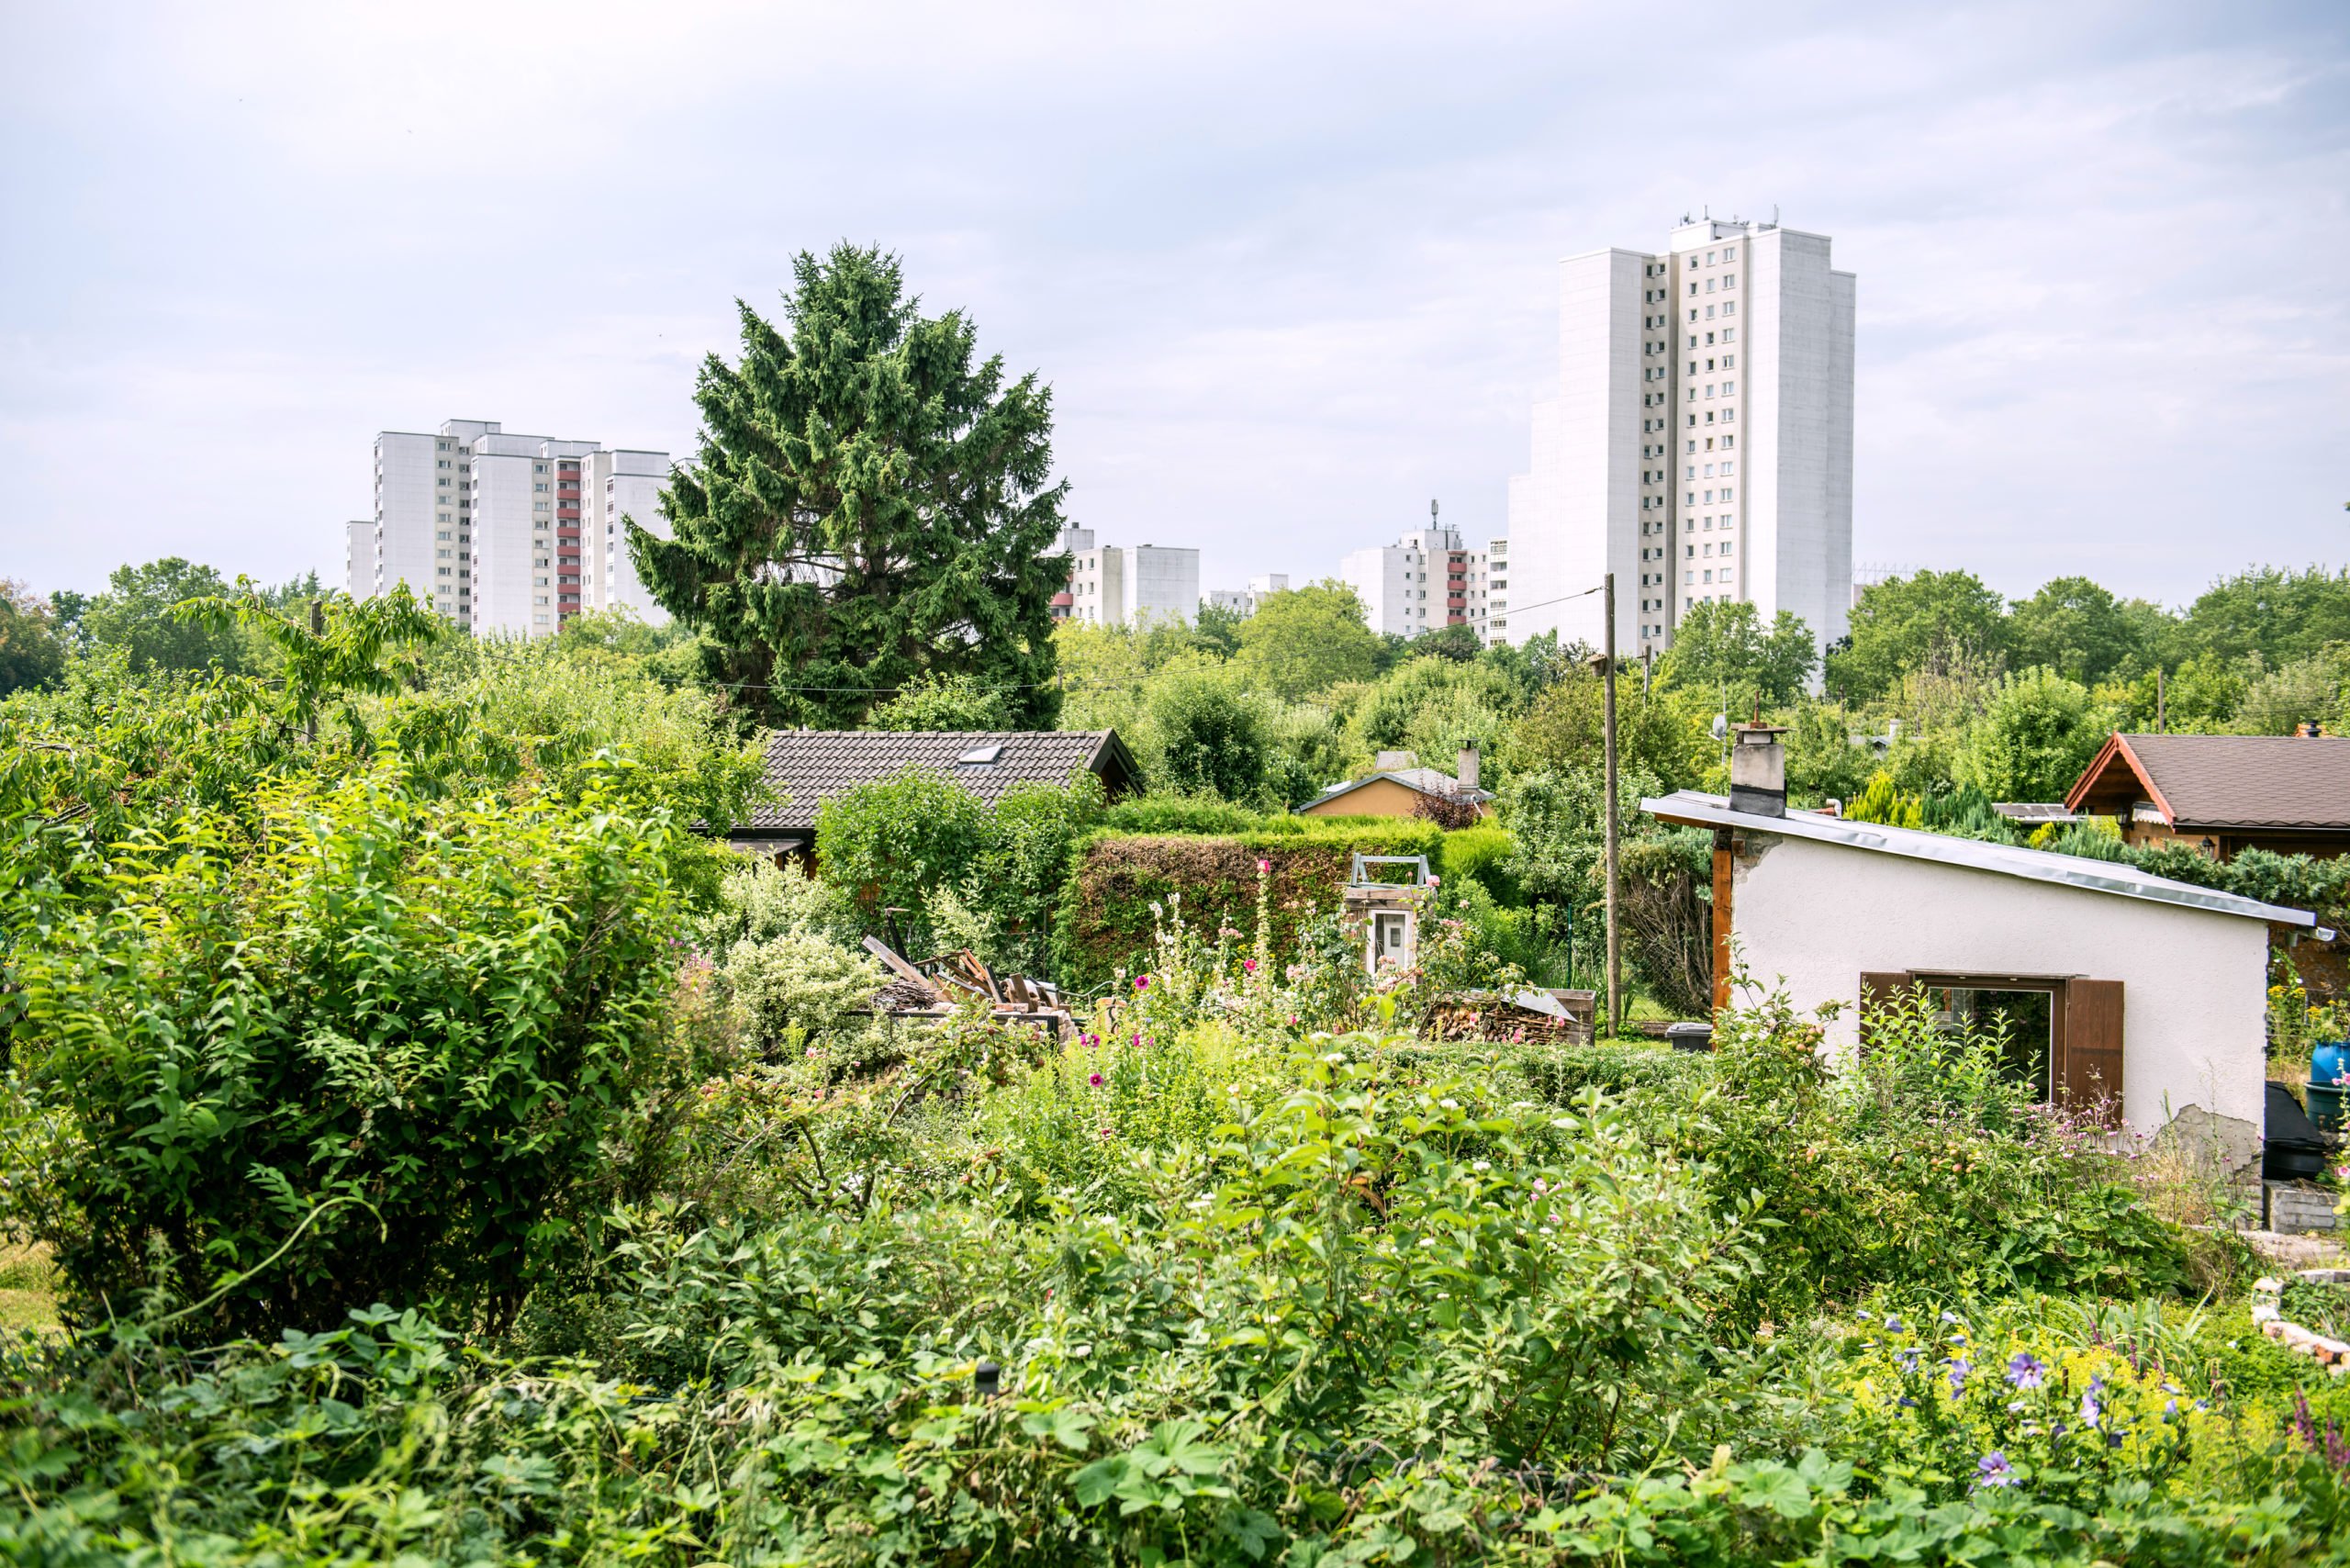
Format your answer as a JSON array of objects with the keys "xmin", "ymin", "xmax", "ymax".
[{"xmin": 1051, "ymin": 820, "xmax": 1446, "ymax": 991}]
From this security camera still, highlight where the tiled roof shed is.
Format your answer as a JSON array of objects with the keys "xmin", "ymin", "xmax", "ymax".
[
  {"xmin": 733, "ymin": 730, "xmax": 1142, "ymax": 838},
  {"xmin": 2066, "ymin": 734, "xmax": 2350, "ymax": 834}
]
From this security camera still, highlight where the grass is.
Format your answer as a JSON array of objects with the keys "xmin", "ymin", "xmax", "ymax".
[{"xmin": 0, "ymin": 1243, "xmax": 61, "ymax": 1336}]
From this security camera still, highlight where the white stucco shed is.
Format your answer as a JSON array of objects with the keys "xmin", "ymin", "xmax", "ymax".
[{"xmin": 1646, "ymin": 790, "xmax": 2331, "ymax": 1161}]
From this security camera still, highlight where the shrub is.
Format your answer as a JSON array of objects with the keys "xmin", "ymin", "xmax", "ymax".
[
  {"xmin": 815, "ymin": 766, "xmax": 992, "ymax": 926},
  {"xmin": 1440, "ymin": 823, "xmax": 1520, "ymax": 905},
  {"xmin": 719, "ymin": 929, "xmax": 887, "ymax": 1050},
  {"xmin": 1142, "ymin": 656, "xmax": 1270, "ymax": 801},
  {"xmin": 0, "ymin": 758, "xmax": 683, "ymax": 1337},
  {"xmin": 1684, "ymin": 985, "xmax": 2195, "ymax": 1328}
]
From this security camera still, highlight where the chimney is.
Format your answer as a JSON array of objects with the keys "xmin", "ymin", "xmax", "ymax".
[
  {"xmin": 1729, "ymin": 722, "xmax": 1788, "ymax": 817},
  {"xmin": 1457, "ymin": 745, "xmax": 1480, "ymax": 791}
]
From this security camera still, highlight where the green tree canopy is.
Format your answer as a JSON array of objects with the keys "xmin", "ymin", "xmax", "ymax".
[
  {"xmin": 2178, "ymin": 566, "xmax": 2350, "ymax": 666},
  {"xmin": 1232, "ymin": 581, "xmax": 1382, "ymax": 700},
  {"xmin": 79, "ymin": 557, "xmax": 254, "ymax": 675},
  {"xmin": 863, "ymin": 671, "xmax": 1016, "ymax": 732},
  {"xmin": 0, "ymin": 580, "xmax": 66, "ymax": 696},
  {"xmin": 1511, "ymin": 666, "xmax": 1705, "ymax": 792},
  {"xmin": 2007, "ymin": 577, "xmax": 2166, "ymax": 688},
  {"xmin": 1826, "ymin": 569, "xmax": 2008, "ymax": 703},
  {"xmin": 1953, "ymin": 666, "xmax": 2113, "ymax": 803},
  {"xmin": 632, "ymin": 244, "xmax": 1068, "ymax": 730},
  {"xmin": 1143, "ymin": 656, "xmax": 1270, "ymax": 801},
  {"xmin": 1655, "ymin": 600, "xmax": 1816, "ymax": 704}
]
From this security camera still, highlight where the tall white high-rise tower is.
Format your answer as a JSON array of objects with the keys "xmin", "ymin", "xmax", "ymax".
[
  {"xmin": 353, "ymin": 419, "xmax": 672, "ymax": 637},
  {"xmin": 1505, "ymin": 216, "xmax": 1853, "ymax": 659}
]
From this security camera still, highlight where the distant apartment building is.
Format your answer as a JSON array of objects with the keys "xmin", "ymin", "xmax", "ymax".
[
  {"xmin": 1342, "ymin": 517, "xmax": 1483, "ymax": 639},
  {"xmin": 1470, "ymin": 538, "xmax": 1507, "ymax": 646},
  {"xmin": 1064, "ymin": 536, "xmax": 1201, "ymax": 628},
  {"xmin": 1205, "ymin": 573, "xmax": 1290, "ymax": 618},
  {"xmin": 352, "ymin": 418, "xmax": 671, "ymax": 637},
  {"xmin": 1505, "ymin": 216, "xmax": 1853, "ymax": 657}
]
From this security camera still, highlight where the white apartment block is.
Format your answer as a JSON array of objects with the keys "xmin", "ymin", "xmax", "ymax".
[
  {"xmin": 1469, "ymin": 538, "xmax": 1507, "ymax": 646},
  {"xmin": 1064, "ymin": 539, "xmax": 1201, "ymax": 628},
  {"xmin": 1204, "ymin": 573, "xmax": 1290, "ymax": 619},
  {"xmin": 1505, "ymin": 217, "xmax": 1853, "ymax": 658},
  {"xmin": 1343, "ymin": 522, "xmax": 1477, "ymax": 638},
  {"xmin": 353, "ymin": 418, "xmax": 671, "ymax": 636}
]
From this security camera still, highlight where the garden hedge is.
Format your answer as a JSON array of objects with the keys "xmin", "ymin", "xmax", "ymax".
[{"xmin": 1051, "ymin": 820, "xmax": 1446, "ymax": 991}]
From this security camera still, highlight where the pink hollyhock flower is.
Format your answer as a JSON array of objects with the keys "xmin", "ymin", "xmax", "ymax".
[
  {"xmin": 1243, "ymin": 958, "xmax": 1257, "ymax": 972},
  {"xmin": 1257, "ymin": 857, "xmax": 1271, "ymax": 874},
  {"xmin": 1134, "ymin": 975, "xmax": 1150, "ymax": 991},
  {"xmin": 1089, "ymin": 1072, "xmax": 1104, "ymax": 1087}
]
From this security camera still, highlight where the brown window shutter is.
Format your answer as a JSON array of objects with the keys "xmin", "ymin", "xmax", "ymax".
[
  {"xmin": 1860, "ymin": 972, "xmax": 1912, "ymax": 1019},
  {"xmin": 2059, "ymin": 979, "xmax": 2124, "ymax": 1121}
]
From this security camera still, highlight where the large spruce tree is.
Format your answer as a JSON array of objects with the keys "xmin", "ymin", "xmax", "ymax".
[{"xmin": 631, "ymin": 245, "xmax": 1068, "ymax": 728}]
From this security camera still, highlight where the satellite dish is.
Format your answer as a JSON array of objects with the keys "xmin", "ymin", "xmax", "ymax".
[{"xmin": 1710, "ymin": 713, "xmax": 1729, "ymax": 741}]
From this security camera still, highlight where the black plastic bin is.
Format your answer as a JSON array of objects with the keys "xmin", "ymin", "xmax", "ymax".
[{"xmin": 1664, "ymin": 1022, "xmax": 1715, "ymax": 1053}]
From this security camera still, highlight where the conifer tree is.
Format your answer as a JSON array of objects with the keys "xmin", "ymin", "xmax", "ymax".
[{"xmin": 630, "ymin": 245, "xmax": 1069, "ymax": 729}]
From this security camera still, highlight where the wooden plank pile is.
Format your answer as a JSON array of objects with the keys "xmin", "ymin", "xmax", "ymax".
[{"xmin": 857, "ymin": 935, "xmax": 1078, "ymax": 1039}]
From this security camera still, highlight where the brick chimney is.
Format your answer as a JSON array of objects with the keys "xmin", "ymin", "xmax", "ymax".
[
  {"xmin": 1457, "ymin": 744, "xmax": 1480, "ymax": 790},
  {"xmin": 1729, "ymin": 722, "xmax": 1788, "ymax": 817}
]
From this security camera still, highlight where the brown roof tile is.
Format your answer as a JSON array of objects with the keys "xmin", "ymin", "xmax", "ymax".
[
  {"xmin": 2084, "ymin": 733, "xmax": 2350, "ymax": 830},
  {"xmin": 736, "ymin": 730, "xmax": 1138, "ymax": 831}
]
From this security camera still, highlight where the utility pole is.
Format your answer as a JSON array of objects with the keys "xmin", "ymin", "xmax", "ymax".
[
  {"xmin": 306, "ymin": 598, "xmax": 323, "ymax": 745},
  {"xmin": 1602, "ymin": 572, "xmax": 1621, "ymax": 1037}
]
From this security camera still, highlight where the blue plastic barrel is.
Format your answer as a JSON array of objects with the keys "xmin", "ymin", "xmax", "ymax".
[{"xmin": 2312, "ymin": 1041, "xmax": 2347, "ymax": 1087}]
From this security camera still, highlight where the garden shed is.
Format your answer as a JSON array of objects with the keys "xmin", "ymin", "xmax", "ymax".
[
  {"xmin": 1647, "ymin": 733, "xmax": 2333, "ymax": 1171},
  {"xmin": 729, "ymin": 729, "xmax": 1141, "ymax": 867}
]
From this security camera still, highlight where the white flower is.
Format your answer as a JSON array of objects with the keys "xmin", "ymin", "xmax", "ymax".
[
  {"xmin": 1472, "ymin": 1160, "xmax": 1491, "ymax": 1172},
  {"xmin": 1438, "ymin": 1098, "xmax": 1459, "ymax": 1111}
]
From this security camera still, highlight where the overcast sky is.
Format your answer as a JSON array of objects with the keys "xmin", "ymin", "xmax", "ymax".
[{"xmin": 4, "ymin": 0, "xmax": 2345, "ymax": 608}]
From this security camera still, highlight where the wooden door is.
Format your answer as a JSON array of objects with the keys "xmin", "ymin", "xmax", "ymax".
[{"xmin": 2058, "ymin": 979, "xmax": 2124, "ymax": 1120}]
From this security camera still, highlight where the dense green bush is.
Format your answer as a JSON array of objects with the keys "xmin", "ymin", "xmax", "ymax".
[
  {"xmin": 1684, "ymin": 986, "xmax": 2197, "ymax": 1329},
  {"xmin": 0, "ymin": 758, "xmax": 684, "ymax": 1337}
]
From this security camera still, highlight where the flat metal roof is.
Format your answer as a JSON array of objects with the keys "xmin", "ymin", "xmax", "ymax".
[{"xmin": 1644, "ymin": 791, "xmax": 2325, "ymax": 932}]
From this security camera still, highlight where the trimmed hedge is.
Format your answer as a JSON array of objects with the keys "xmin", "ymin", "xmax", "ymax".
[
  {"xmin": 1371, "ymin": 1037, "xmax": 1711, "ymax": 1104},
  {"xmin": 1052, "ymin": 820, "xmax": 1445, "ymax": 991}
]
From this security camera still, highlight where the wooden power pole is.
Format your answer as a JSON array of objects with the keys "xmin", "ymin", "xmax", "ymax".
[{"xmin": 1602, "ymin": 572, "xmax": 1620, "ymax": 1037}]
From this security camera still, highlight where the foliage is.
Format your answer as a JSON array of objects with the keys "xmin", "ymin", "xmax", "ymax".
[
  {"xmin": 1686, "ymin": 985, "xmax": 2195, "ymax": 1331},
  {"xmin": 1953, "ymin": 666, "xmax": 2114, "ymax": 804},
  {"xmin": 632, "ymin": 244, "xmax": 1067, "ymax": 729},
  {"xmin": 0, "ymin": 759, "xmax": 683, "ymax": 1338},
  {"xmin": 1828, "ymin": 568, "xmax": 2009, "ymax": 703},
  {"xmin": 1439, "ymin": 823, "xmax": 1520, "ymax": 906},
  {"xmin": 863, "ymin": 669, "xmax": 1018, "ymax": 731},
  {"xmin": 176, "ymin": 580, "xmax": 442, "ymax": 745},
  {"xmin": 1231, "ymin": 580, "xmax": 1382, "ymax": 699},
  {"xmin": 815, "ymin": 767, "xmax": 993, "ymax": 926},
  {"xmin": 1143, "ymin": 655, "xmax": 1270, "ymax": 801},
  {"xmin": 720, "ymin": 929, "xmax": 888, "ymax": 1050},
  {"xmin": 2007, "ymin": 576, "xmax": 2167, "ymax": 687},
  {"xmin": 2179, "ymin": 564, "xmax": 2350, "ymax": 666},
  {"xmin": 1053, "ymin": 822, "xmax": 1443, "ymax": 990},
  {"xmin": 0, "ymin": 580, "xmax": 66, "ymax": 696},
  {"xmin": 1511, "ymin": 666, "xmax": 1705, "ymax": 790},
  {"xmin": 74, "ymin": 556, "xmax": 256, "ymax": 675},
  {"xmin": 1782, "ymin": 699, "xmax": 1875, "ymax": 805},
  {"xmin": 1618, "ymin": 828, "xmax": 1715, "ymax": 1017},
  {"xmin": 1657, "ymin": 599, "xmax": 1818, "ymax": 704}
]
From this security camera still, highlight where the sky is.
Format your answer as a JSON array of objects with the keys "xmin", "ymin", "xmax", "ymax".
[{"xmin": 3, "ymin": 0, "xmax": 2345, "ymax": 609}]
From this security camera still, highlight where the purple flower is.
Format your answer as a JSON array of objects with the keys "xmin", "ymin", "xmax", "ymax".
[
  {"xmin": 1975, "ymin": 1451, "xmax": 2018, "ymax": 1489},
  {"xmin": 1134, "ymin": 975, "xmax": 1150, "ymax": 991},
  {"xmin": 2005, "ymin": 1352, "xmax": 2045, "ymax": 1390},
  {"xmin": 1884, "ymin": 1315, "xmax": 1902, "ymax": 1333},
  {"xmin": 1897, "ymin": 1348, "xmax": 1922, "ymax": 1373},
  {"xmin": 1948, "ymin": 1357, "xmax": 1972, "ymax": 1395},
  {"xmin": 1088, "ymin": 1072, "xmax": 1103, "ymax": 1087}
]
